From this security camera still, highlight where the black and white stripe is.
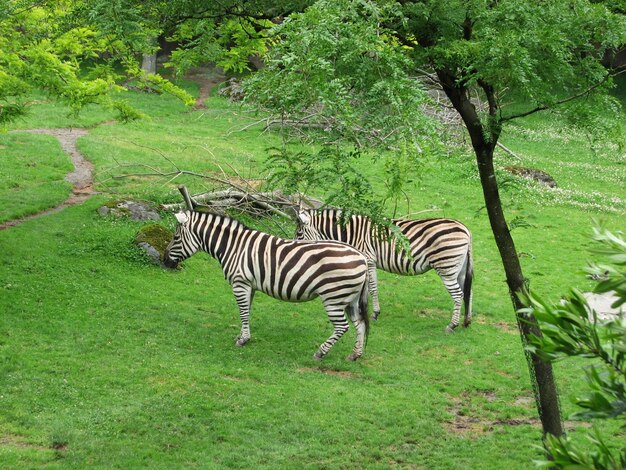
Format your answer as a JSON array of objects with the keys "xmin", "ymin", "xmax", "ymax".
[
  {"xmin": 164, "ymin": 211, "xmax": 370, "ymax": 360},
  {"xmin": 296, "ymin": 209, "xmax": 473, "ymax": 332}
]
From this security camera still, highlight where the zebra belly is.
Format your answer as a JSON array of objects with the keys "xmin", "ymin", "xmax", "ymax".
[
  {"xmin": 254, "ymin": 281, "xmax": 320, "ymax": 302},
  {"xmin": 246, "ymin": 268, "xmax": 364, "ymax": 304},
  {"xmin": 377, "ymin": 257, "xmax": 431, "ymax": 276}
]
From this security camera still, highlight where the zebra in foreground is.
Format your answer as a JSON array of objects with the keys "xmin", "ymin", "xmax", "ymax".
[
  {"xmin": 295, "ymin": 209, "xmax": 473, "ymax": 332},
  {"xmin": 163, "ymin": 211, "xmax": 370, "ymax": 361}
]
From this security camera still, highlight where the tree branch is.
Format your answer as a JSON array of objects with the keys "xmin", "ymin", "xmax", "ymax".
[{"xmin": 500, "ymin": 69, "xmax": 626, "ymax": 123}]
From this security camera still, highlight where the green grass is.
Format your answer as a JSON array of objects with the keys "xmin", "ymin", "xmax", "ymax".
[
  {"xmin": 0, "ymin": 133, "xmax": 73, "ymax": 223},
  {"xmin": 1, "ymin": 83, "xmax": 625, "ymax": 468}
]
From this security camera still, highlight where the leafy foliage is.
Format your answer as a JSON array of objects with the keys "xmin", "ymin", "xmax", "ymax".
[
  {"xmin": 0, "ymin": 0, "xmax": 193, "ymax": 125},
  {"xmin": 523, "ymin": 227, "xmax": 626, "ymax": 468},
  {"xmin": 266, "ymin": 146, "xmax": 381, "ymax": 216},
  {"xmin": 245, "ymin": 0, "xmax": 437, "ymax": 152},
  {"xmin": 587, "ymin": 228, "xmax": 626, "ymax": 308},
  {"xmin": 167, "ymin": 17, "xmax": 275, "ymax": 75}
]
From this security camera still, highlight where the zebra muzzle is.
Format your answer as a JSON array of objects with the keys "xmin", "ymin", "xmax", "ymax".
[{"xmin": 162, "ymin": 255, "xmax": 179, "ymax": 269}]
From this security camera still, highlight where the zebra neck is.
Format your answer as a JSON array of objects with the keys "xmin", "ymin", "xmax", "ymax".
[{"xmin": 201, "ymin": 217, "xmax": 246, "ymax": 265}]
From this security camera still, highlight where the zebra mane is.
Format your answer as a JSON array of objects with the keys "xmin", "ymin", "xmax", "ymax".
[{"xmin": 191, "ymin": 210, "xmax": 251, "ymax": 230}]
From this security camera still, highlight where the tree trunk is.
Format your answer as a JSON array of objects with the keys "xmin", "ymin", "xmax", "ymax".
[
  {"xmin": 475, "ymin": 144, "xmax": 563, "ymax": 440},
  {"xmin": 141, "ymin": 53, "xmax": 157, "ymax": 75},
  {"xmin": 436, "ymin": 70, "xmax": 563, "ymax": 440}
]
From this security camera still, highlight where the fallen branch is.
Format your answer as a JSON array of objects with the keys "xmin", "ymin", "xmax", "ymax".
[
  {"xmin": 102, "ymin": 142, "xmax": 325, "ymax": 235},
  {"xmin": 161, "ymin": 188, "xmax": 323, "ymax": 219}
]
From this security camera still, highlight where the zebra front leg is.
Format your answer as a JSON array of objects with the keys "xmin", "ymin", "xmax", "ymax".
[
  {"xmin": 314, "ymin": 308, "xmax": 349, "ymax": 360},
  {"xmin": 345, "ymin": 294, "xmax": 367, "ymax": 361},
  {"xmin": 232, "ymin": 282, "xmax": 254, "ymax": 346},
  {"xmin": 367, "ymin": 260, "xmax": 381, "ymax": 320}
]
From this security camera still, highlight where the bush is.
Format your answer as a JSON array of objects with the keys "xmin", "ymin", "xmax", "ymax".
[{"xmin": 523, "ymin": 227, "xmax": 626, "ymax": 469}]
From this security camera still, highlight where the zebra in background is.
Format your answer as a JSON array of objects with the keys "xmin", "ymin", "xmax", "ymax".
[
  {"xmin": 163, "ymin": 211, "xmax": 370, "ymax": 361},
  {"xmin": 295, "ymin": 209, "xmax": 473, "ymax": 332}
]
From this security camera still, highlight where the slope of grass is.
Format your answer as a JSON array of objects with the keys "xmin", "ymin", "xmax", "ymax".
[
  {"xmin": 0, "ymin": 199, "xmax": 552, "ymax": 468},
  {"xmin": 1, "ymin": 84, "xmax": 624, "ymax": 468}
]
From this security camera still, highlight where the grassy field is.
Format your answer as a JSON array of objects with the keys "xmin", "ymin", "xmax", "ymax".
[{"xmin": 0, "ymin": 79, "xmax": 624, "ymax": 468}]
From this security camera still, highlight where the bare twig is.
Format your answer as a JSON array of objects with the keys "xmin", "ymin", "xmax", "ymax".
[
  {"xmin": 401, "ymin": 208, "xmax": 443, "ymax": 218},
  {"xmin": 496, "ymin": 142, "xmax": 523, "ymax": 161}
]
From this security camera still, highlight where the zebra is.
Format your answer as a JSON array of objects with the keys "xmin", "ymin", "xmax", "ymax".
[
  {"xmin": 295, "ymin": 209, "xmax": 473, "ymax": 332},
  {"xmin": 163, "ymin": 210, "xmax": 370, "ymax": 361}
]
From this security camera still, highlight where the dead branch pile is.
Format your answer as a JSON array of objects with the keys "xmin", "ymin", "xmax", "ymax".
[
  {"xmin": 98, "ymin": 139, "xmax": 324, "ymax": 225},
  {"xmin": 161, "ymin": 188, "xmax": 323, "ymax": 219},
  {"xmin": 218, "ymin": 78, "xmax": 245, "ymax": 102}
]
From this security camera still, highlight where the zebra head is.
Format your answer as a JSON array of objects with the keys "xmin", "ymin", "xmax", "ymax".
[
  {"xmin": 163, "ymin": 211, "xmax": 202, "ymax": 269},
  {"xmin": 295, "ymin": 210, "xmax": 325, "ymax": 241}
]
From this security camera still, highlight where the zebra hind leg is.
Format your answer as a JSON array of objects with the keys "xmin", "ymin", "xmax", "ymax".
[
  {"xmin": 345, "ymin": 297, "xmax": 367, "ymax": 361},
  {"xmin": 314, "ymin": 308, "xmax": 350, "ymax": 360},
  {"xmin": 439, "ymin": 271, "xmax": 463, "ymax": 333},
  {"xmin": 346, "ymin": 319, "xmax": 366, "ymax": 361},
  {"xmin": 445, "ymin": 295, "xmax": 463, "ymax": 333}
]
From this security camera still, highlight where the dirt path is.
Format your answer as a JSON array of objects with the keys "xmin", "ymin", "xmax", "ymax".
[
  {"xmin": 0, "ymin": 128, "xmax": 94, "ymax": 230},
  {"xmin": 186, "ymin": 66, "xmax": 225, "ymax": 110},
  {"xmin": 0, "ymin": 68, "xmax": 226, "ymax": 231}
]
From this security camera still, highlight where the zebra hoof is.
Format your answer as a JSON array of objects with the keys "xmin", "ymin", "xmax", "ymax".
[
  {"xmin": 313, "ymin": 351, "xmax": 324, "ymax": 361},
  {"xmin": 445, "ymin": 325, "xmax": 457, "ymax": 333},
  {"xmin": 463, "ymin": 320, "xmax": 472, "ymax": 328},
  {"xmin": 372, "ymin": 311, "xmax": 380, "ymax": 321},
  {"xmin": 346, "ymin": 353, "xmax": 361, "ymax": 361},
  {"xmin": 235, "ymin": 336, "xmax": 250, "ymax": 347}
]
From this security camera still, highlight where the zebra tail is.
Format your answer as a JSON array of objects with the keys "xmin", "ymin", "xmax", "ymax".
[
  {"xmin": 463, "ymin": 242, "xmax": 474, "ymax": 318},
  {"xmin": 360, "ymin": 275, "xmax": 370, "ymax": 341}
]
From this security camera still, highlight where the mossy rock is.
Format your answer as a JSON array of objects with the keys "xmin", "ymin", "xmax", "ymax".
[{"xmin": 135, "ymin": 224, "xmax": 173, "ymax": 263}]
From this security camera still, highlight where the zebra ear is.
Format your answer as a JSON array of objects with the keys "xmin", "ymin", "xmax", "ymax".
[
  {"xmin": 297, "ymin": 211, "xmax": 310, "ymax": 225},
  {"xmin": 174, "ymin": 211, "xmax": 189, "ymax": 225}
]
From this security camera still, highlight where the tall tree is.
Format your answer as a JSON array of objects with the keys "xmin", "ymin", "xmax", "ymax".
[{"xmin": 242, "ymin": 0, "xmax": 626, "ymax": 442}]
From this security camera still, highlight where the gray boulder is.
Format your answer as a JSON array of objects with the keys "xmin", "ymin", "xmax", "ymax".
[{"xmin": 98, "ymin": 200, "xmax": 161, "ymax": 221}]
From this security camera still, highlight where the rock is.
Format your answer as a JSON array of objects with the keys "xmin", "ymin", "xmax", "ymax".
[
  {"xmin": 135, "ymin": 224, "xmax": 173, "ymax": 265},
  {"xmin": 138, "ymin": 242, "xmax": 162, "ymax": 264},
  {"xmin": 583, "ymin": 292, "xmax": 625, "ymax": 321},
  {"xmin": 98, "ymin": 200, "xmax": 161, "ymax": 221},
  {"xmin": 504, "ymin": 166, "xmax": 557, "ymax": 188}
]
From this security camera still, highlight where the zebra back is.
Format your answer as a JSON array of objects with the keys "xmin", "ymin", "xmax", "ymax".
[{"xmin": 296, "ymin": 209, "xmax": 376, "ymax": 259}]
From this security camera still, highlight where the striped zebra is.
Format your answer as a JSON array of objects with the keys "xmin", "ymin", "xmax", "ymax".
[
  {"xmin": 163, "ymin": 211, "xmax": 370, "ymax": 361},
  {"xmin": 295, "ymin": 209, "xmax": 473, "ymax": 332}
]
